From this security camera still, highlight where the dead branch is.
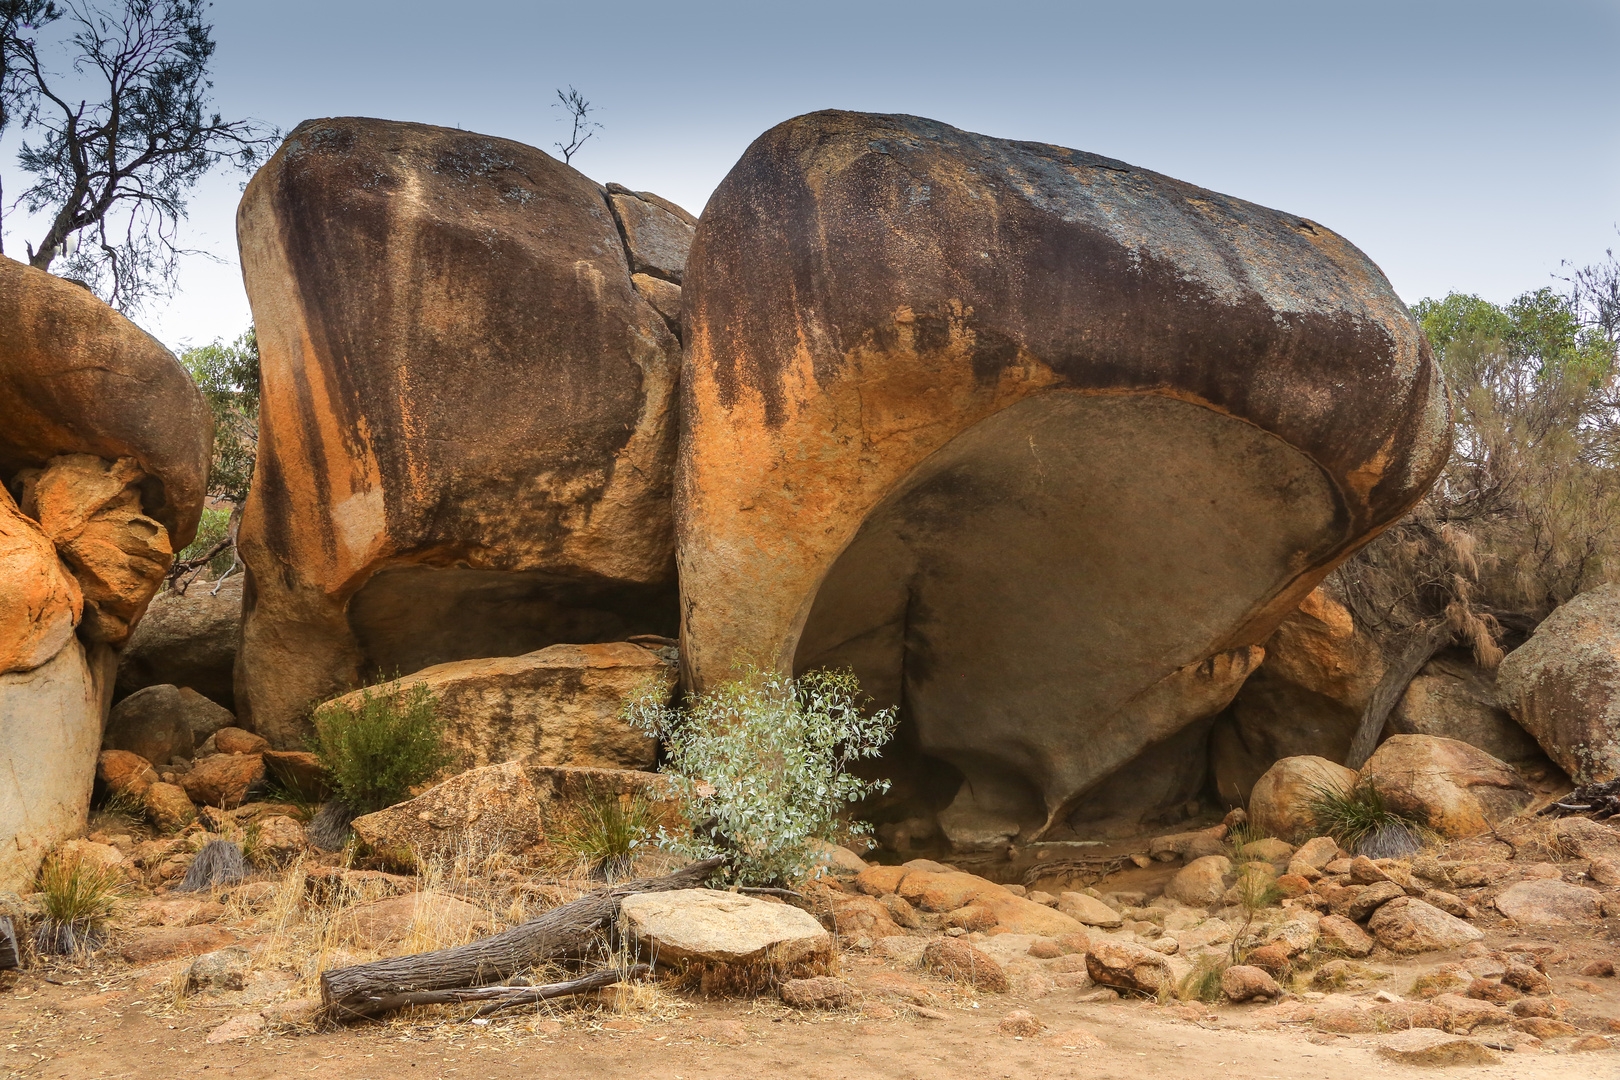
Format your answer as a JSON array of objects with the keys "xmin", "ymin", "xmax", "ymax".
[
  {"xmin": 328, "ymin": 964, "xmax": 651, "ymax": 1022},
  {"xmin": 319, "ymin": 857, "xmax": 721, "ymax": 1019}
]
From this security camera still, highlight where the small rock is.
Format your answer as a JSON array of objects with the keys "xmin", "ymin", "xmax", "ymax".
[
  {"xmin": 1502, "ymin": 962, "xmax": 1552, "ymax": 995},
  {"xmin": 1349, "ymin": 855, "xmax": 1390, "ymax": 884},
  {"xmin": 1165, "ymin": 855, "xmax": 1232, "ymax": 906},
  {"xmin": 1337, "ymin": 880, "xmax": 1407, "ymax": 921},
  {"xmin": 1028, "ymin": 890, "xmax": 1058, "ymax": 907},
  {"xmin": 187, "ymin": 947, "xmax": 252, "ymax": 992},
  {"xmin": 1316, "ymin": 913, "xmax": 1374, "ymax": 957},
  {"xmin": 921, "ymin": 938, "xmax": 1008, "ymax": 993},
  {"xmin": 1571, "ymin": 1034, "xmax": 1615, "ymax": 1051},
  {"xmin": 1241, "ymin": 838, "xmax": 1295, "ymax": 863},
  {"xmin": 880, "ymin": 893, "xmax": 923, "ymax": 929},
  {"xmin": 1581, "ymin": 959, "xmax": 1616, "ymax": 977},
  {"xmin": 142, "ymin": 782, "xmax": 195, "ymax": 832},
  {"xmin": 1422, "ymin": 889, "xmax": 1471, "ymax": 918},
  {"xmin": 998, "ymin": 1009, "xmax": 1043, "ymax": 1037},
  {"xmin": 1028, "ymin": 939, "xmax": 1063, "ymax": 959},
  {"xmin": 1294, "ymin": 836, "xmax": 1342, "ymax": 868},
  {"xmin": 1376, "ymin": 1028, "xmax": 1499, "ymax": 1066},
  {"xmin": 854, "ymin": 864, "xmax": 908, "ymax": 896},
  {"xmin": 1084, "ymin": 939, "xmax": 1174, "ymax": 997},
  {"xmin": 1433, "ymin": 993, "xmax": 1512, "ymax": 1033},
  {"xmin": 1368, "ymin": 896, "xmax": 1483, "ymax": 954},
  {"xmin": 205, "ymin": 1013, "xmax": 266, "ymax": 1044},
  {"xmin": 1511, "ymin": 998, "xmax": 1560, "ymax": 1018},
  {"xmin": 1513, "ymin": 1016, "xmax": 1580, "ymax": 1038},
  {"xmin": 96, "ymin": 749, "xmax": 157, "ymax": 798},
  {"xmin": 1495, "ymin": 879, "xmax": 1604, "ymax": 926},
  {"xmin": 1467, "ymin": 979, "xmax": 1520, "ymax": 1004},
  {"xmin": 1057, "ymin": 891, "xmax": 1123, "ymax": 928},
  {"xmin": 1244, "ymin": 944, "xmax": 1292, "ymax": 978},
  {"xmin": 180, "ymin": 753, "xmax": 265, "ymax": 808},
  {"xmin": 1222, "ymin": 965, "xmax": 1281, "ymax": 1002},
  {"xmin": 779, "ymin": 976, "xmax": 855, "ymax": 1010},
  {"xmin": 213, "ymin": 727, "xmax": 270, "ymax": 755},
  {"xmin": 253, "ymin": 815, "xmax": 306, "ymax": 865}
]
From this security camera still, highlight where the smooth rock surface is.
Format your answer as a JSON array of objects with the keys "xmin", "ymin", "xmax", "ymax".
[
  {"xmin": 314, "ymin": 643, "xmax": 673, "ymax": 771},
  {"xmin": 1248, "ymin": 756, "xmax": 1356, "ymax": 842},
  {"xmin": 235, "ymin": 118, "xmax": 687, "ymax": 746},
  {"xmin": 679, "ymin": 110, "xmax": 1449, "ymax": 846},
  {"xmin": 1367, "ymin": 896, "xmax": 1484, "ymax": 953},
  {"xmin": 350, "ymin": 760, "xmax": 542, "ymax": 863},
  {"xmin": 1498, "ymin": 584, "xmax": 1620, "ymax": 782},
  {"xmin": 1494, "ymin": 879, "xmax": 1604, "ymax": 926},
  {"xmin": 1359, "ymin": 735, "xmax": 1532, "ymax": 838},
  {"xmin": 619, "ymin": 889, "xmax": 831, "ymax": 966},
  {"xmin": 115, "ymin": 575, "xmax": 242, "ymax": 711}
]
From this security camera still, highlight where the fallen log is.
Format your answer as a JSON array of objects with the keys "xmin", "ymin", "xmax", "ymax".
[
  {"xmin": 319, "ymin": 857, "xmax": 722, "ymax": 1018},
  {"xmin": 328, "ymin": 963, "xmax": 652, "ymax": 1021}
]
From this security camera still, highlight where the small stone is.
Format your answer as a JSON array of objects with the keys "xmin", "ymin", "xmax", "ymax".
[
  {"xmin": 1495, "ymin": 879, "xmax": 1604, "ymax": 926},
  {"xmin": 1422, "ymin": 889, "xmax": 1471, "ymax": 918},
  {"xmin": 187, "ymin": 946, "xmax": 252, "ymax": 992},
  {"xmin": 205, "ymin": 1013, "xmax": 266, "ymax": 1044},
  {"xmin": 1349, "ymin": 855, "xmax": 1391, "ymax": 884},
  {"xmin": 213, "ymin": 727, "xmax": 270, "ymax": 755},
  {"xmin": 1581, "ymin": 959, "xmax": 1616, "ymax": 977},
  {"xmin": 1466, "ymin": 979, "xmax": 1520, "ymax": 1004},
  {"xmin": 1244, "ymin": 944, "xmax": 1292, "ymax": 978},
  {"xmin": 1221, "ymin": 965, "xmax": 1280, "ymax": 1002},
  {"xmin": 922, "ymin": 938, "xmax": 1008, "ymax": 993},
  {"xmin": 998, "ymin": 1009, "xmax": 1043, "ymax": 1037},
  {"xmin": 1337, "ymin": 880, "xmax": 1408, "ymax": 920},
  {"xmin": 1028, "ymin": 890, "xmax": 1058, "ymax": 907},
  {"xmin": 855, "ymin": 865, "xmax": 908, "ymax": 896},
  {"xmin": 1412, "ymin": 971, "xmax": 1469, "ymax": 998},
  {"xmin": 779, "ymin": 976, "xmax": 855, "ymax": 1010},
  {"xmin": 1294, "ymin": 836, "xmax": 1341, "ymax": 869},
  {"xmin": 1513, "ymin": 1016, "xmax": 1579, "ymax": 1038},
  {"xmin": 1316, "ymin": 913, "xmax": 1374, "ymax": 957},
  {"xmin": 1027, "ymin": 939, "xmax": 1063, "ymax": 959},
  {"xmin": 1367, "ymin": 896, "xmax": 1483, "ymax": 953},
  {"xmin": 1084, "ymin": 939, "xmax": 1174, "ymax": 997},
  {"xmin": 1057, "ymin": 891, "xmax": 1124, "ymax": 928},
  {"xmin": 96, "ymin": 749, "xmax": 158, "ymax": 798},
  {"xmin": 1376, "ymin": 1028, "xmax": 1499, "ymax": 1066},
  {"xmin": 1571, "ymin": 1035, "xmax": 1615, "ymax": 1052},
  {"xmin": 1502, "ymin": 962, "xmax": 1552, "ymax": 995},
  {"xmin": 1165, "ymin": 855, "xmax": 1232, "ymax": 906}
]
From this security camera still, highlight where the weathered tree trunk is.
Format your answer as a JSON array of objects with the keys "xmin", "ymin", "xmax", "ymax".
[
  {"xmin": 329, "ymin": 964, "xmax": 651, "ymax": 1021},
  {"xmin": 1344, "ymin": 622, "xmax": 1453, "ymax": 770},
  {"xmin": 319, "ymin": 857, "xmax": 722, "ymax": 1018}
]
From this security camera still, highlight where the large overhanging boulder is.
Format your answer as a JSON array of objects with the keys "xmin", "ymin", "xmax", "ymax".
[
  {"xmin": 678, "ymin": 110, "xmax": 1451, "ymax": 850},
  {"xmin": 0, "ymin": 255, "xmax": 211, "ymax": 889},
  {"xmin": 234, "ymin": 118, "xmax": 691, "ymax": 747}
]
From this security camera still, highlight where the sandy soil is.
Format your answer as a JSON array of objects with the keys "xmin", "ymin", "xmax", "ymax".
[{"xmin": 4, "ymin": 922, "xmax": 1616, "ymax": 1080}]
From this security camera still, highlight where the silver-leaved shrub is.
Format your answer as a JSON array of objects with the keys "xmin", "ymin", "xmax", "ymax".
[{"xmin": 625, "ymin": 666, "xmax": 897, "ymax": 886}]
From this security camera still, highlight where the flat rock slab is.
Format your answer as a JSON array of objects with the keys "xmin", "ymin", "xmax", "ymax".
[
  {"xmin": 619, "ymin": 888, "xmax": 830, "ymax": 966},
  {"xmin": 1375, "ymin": 1028, "xmax": 1500, "ymax": 1066},
  {"xmin": 120, "ymin": 925, "xmax": 236, "ymax": 965},
  {"xmin": 1494, "ymin": 879, "xmax": 1604, "ymax": 926}
]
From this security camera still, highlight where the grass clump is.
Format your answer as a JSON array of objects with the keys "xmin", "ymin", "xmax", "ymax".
[
  {"xmin": 34, "ymin": 853, "xmax": 126, "ymax": 954},
  {"xmin": 1305, "ymin": 778, "xmax": 1426, "ymax": 856},
  {"xmin": 311, "ymin": 679, "xmax": 450, "ymax": 816},
  {"xmin": 551, "ymin": 785, "xmax": 659, "ymax": 881},
  {"xmin": 626, "ymin": 665, "xmax": 897, "ymax": 887},
  {"xmin": 1180, "ymin": 954, "xmax": 1229, "ymax": 1003}
]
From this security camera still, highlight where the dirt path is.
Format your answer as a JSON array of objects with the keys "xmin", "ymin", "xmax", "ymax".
[{"xmin": 0, "ymin": 960, "xmax": 1600, "ymax": 1080}]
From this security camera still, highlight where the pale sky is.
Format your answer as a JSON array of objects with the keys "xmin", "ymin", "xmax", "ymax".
[{"xmin": 3, "ymin": 0, "xmax": 1617, "ymax": 353}]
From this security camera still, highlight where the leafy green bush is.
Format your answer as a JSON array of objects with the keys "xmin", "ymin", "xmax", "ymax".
[
  {"xmin": 625, "ymin": 666, "xmax": 897, "ymax": 886},
  {"xmin": 311, "ymin": 680, "xmax": 450, "ymax": 815},
  {"xmin": 1304, "ymin": 778, "xmax": 1425, "ymax": 855}
]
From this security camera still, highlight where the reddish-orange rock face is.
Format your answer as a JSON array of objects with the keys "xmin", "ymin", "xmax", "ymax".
[
  {"xmin": 678, "ymin": 110, "xmax": 1450, "ymax": 849},
  {"xmin": 235, "ymin": 118, "xmax": 690, "ymax": 745}
]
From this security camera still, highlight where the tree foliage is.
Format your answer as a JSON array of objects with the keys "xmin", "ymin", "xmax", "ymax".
[
  {"xmin": 1334, "ymin": 248, "xmax": 1620, "ymax": 766},
  {"xmin": 178, "ymin": 325, "xmax": 257, "ymax": 503},
  {"xmin": 4, "ymin": 0, "xmax": 276, "ymax": 309}
]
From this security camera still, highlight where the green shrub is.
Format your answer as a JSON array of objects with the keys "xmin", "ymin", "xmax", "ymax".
[
  {"xmin": 551, "ymin": 785, "xmax": 659, "ymax": 881},
  {"xmin": 1180, "ymin": 954, "xmax": 1228, "ymax": 1003},
  {"xmin": 1304, "ymin": 778, "xmax": 1426, "ymax": 855},
  {"xmin": 311, "ymin": 680, "xmax": 450, "ymax": 815},
  {"xmin": 625, "ymin": 666, "xmax": 898, "ymax": 887},
  {"xmin": 35, "ymin": 852, "xmax": 126, "ymax": 953}
]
